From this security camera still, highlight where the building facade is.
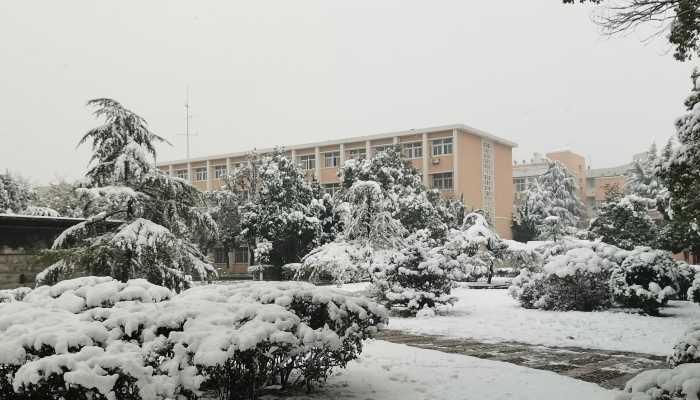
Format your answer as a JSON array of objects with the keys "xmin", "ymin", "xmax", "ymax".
[{"xmin": 156, "ymin": 124, "xmax": 517, "ymax": 273}]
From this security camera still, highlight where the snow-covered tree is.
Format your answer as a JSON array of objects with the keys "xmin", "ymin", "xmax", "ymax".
[
  {"xmin": 239, "ymin": 149, "xmax": 321, "ymax": 275},
  {"xmin": 627, "ymin": 143, "xmax": 662, "ymax": 201},
  {"xmin": 342, "ymin": 180, "xmax": 406, "ymax": 248},
  {"xmin": 657, "ymin": 68, "xmax": 700, "ymax": 256},
  {"xmin": 589, "ymin": 189, "xmax": 658, "ymax": 250},
  {"xmin": 40, "ymin": 98, "xmax": 216, "ymax": 290},
  {"xmin": 299, "ymin": 180, "xmax": 406, "ymax": 284},
  {"xmin": 0, "ymin": 173, "xmax": 33, "ymax": 214},
  {"xmin": 514, "ymin": 161, "xmax": 583, "ymax": 241},
  {"xmin": 369, "ymin": 230, "xmax": 462, "ymax": 315},
  {"xmin": 32, "ymin": 179, "xmax": 85, "ymax": 218},
  {"xmin": 341, "ymin": 146, "xmax": 450, "ymax": 238}
]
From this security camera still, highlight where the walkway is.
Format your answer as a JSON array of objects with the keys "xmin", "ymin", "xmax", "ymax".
[{"xmin": 377, "ymin": 329, "xmax": 667, "ymax": 389}]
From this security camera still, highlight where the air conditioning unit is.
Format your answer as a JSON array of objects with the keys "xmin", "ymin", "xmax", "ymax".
[{"xmin": 431, "ymin": 158, "xmax": 441, "ymax": 165}]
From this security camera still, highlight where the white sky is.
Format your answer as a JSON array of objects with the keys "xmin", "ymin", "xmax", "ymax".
[{"xmin": 0, "ymin": 0, "xmax": 694, "ymax": 184}]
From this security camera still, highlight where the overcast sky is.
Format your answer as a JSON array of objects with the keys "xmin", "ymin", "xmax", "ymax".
[{"xmin": 0, "ymin": 1, "xmax": 694, "ymax": 184}]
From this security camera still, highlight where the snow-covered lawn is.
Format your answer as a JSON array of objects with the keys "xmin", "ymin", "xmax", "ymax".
[
  {"xmin": 263, "ymin": 340, "xmax": 612, "ymax": 400},
  {"xmin": 389, "ymin": 287, "xmax": 700, "ymax": 356},
  {"xmin": 337, "ymin": 283, "xmax": 700, "ymax": 356}
]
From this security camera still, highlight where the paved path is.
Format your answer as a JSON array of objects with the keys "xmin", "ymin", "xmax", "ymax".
[{"xmin": 377, "ymin": 329, "xmax": 667, "ymax": 389}]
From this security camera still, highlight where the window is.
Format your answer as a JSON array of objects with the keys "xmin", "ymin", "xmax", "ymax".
[
  {"xmin": 403, "ymin": 142, "xmax": 422, "ymax": 159},
  {"xmin": 322, "ymin": 183, "xmax": 341, "ymax": 196},
  {"xmin": 373, "ymin": 145, "xmax": 390, "ymax": 155},
  {"xmin": 234, "ymin": 247, "xmax": 249, "ymax": 264},
  {"xmin": 298, "ymin": 154, "xmax": 316, "ymax": 170},
  {"xmin": 347, "ymin": 148, "xmax": 367, "ymax": 160},
  {"xmin": 432, "ymin": 138, "xmax": 453, "ymax": 156},
  {"xmin": 324, "ymin": 151, "xmax": 340, "ymax": 168},
  {"xmin": 514, "ymin": 177, "xmax": 526, "ymax": 192},
  {"xmin": 214, "ymin": 165, "xmax": 227, "ymax": 179},
  {"xmin": 214, "ymin": 248, "xmax": 228, "ymax": 264},
  {"xmin": 175, "ymin": 170, "xmax": 188, "ymax": 179},
  {"xmin": 194, "ymin": 167, "xmax": 207, "ymax": 181},
  {"xmin": 432, "ymin": 172, "xmax": 453, "ymax": 191}
]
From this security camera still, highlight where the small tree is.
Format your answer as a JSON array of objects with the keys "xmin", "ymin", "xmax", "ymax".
[
  {"xmin": 32, "ymin": 179, "xmax": 84, "ymax": 218},
  {"xmin": 589, "ymin": 188, "xmax": 658, "ymax": 250},
  {"xmin": 40, "ymin": 99, "xmax": 217, "ymax": 290},
  {"xmin": 0, "ymin": 173, "xmax": 34, "ymax": 214}
]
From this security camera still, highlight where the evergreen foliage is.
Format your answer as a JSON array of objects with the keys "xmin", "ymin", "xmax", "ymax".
[
  {"xmin": 0, "ymin": 173, "xmax": 34, "ymax": 214},
  {"xmin": 238, "ymin": 149, "xmax": 321, "ymax": 273},
  {"xmin": 589, "ymin": 188, "xmax": 658, "ymax": 250},
  {"xmin": 657, "ymin": 69, "xmax": 700, "ymax": 256},
  {"xmin": 39, "ymin": 99, "xmax": 216, "ymax": 291}
]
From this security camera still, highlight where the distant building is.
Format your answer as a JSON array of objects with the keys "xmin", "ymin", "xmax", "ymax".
[
  {"xmin": 512, "ymin": 150, "xmax": 647, "ymax": 221},
  {"xmin": 157, "ymin": 124, "xmax": 518, "ymax": 270}
]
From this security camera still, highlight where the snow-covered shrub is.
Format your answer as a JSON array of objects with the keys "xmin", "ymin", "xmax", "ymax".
[
  {"xmin": 616, "ymin": 363, "xmax": 700, "ymax": 400},
  {"xmin": 508, "ymin": 269, "xmax": 546, "ymax": 309},
  {"xmin": 20, "ymin": 205, "xmax": 61, "ymax": 217},
  {"xmin": 297, "ymin": 240, "xmax": 371, "ymax": 284},
  {"xmin": 0, "ymin": 278, "xmax": 387, "ymax": 400},
  {"xmin": 689, "ymin": 272, "xmax": 700, "ymax": 304},
  {"xmin": 610, "ymin": 248, "xmax": 678, "ymax": 314},
  {"xmin": 369, "ymin": 230, "xmax": 462, "ymax": 315},
  {"xmin": 674, "ymin": 262, "xmax": 697, "ymax": 301},
  {"xmin": 669, "ymin": 322, "xmax": 700, "ymax": 368},
  {"xmin": 534, "ymin": 247, "xmax": 616, "ymax": 311}
]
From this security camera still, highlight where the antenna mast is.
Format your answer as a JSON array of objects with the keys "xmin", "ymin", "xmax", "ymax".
[{"xmin": 178, "ymin": 85, "xmax": 199, "ymax": 179}]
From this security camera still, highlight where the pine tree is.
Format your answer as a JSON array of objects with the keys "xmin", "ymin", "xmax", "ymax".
[
  {"xmin": 512, "ymin": 161, "xmax": 582, "ymax": 241},
  {"xmin": 589, "ymin": 187, "xmax": 657, "ymax": 250},
  {"xmin": 32, "ymin": 179, "xmax": 84, "ymax": 218},
  {"xmin": 657, "ymin": 69, "xmax": 700, "ymax": 256},
  {"xmin": 627, "ymin": 143, "xmax": 661, "ymax": 201},
  {"xmin": 40, "ymin": 99, "xmax": 217, "ymax": 290},
  {"xmin": 0, "ymin": 173, "xmax": 34, "ymax": 214}
]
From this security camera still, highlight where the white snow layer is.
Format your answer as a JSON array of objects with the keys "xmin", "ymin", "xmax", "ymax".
[
  {"xmin": 385, "ymin": 286, "xmax": 700, "ymax": 356},
  {"xmin": 261, "ymin": 340, "xmax": 612, "ymax": 400}
]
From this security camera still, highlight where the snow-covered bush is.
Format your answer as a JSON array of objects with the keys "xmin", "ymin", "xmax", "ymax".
[
  {"xmin": 369, "ymin": 230, "xmax": 462, "ymax": 315},
  {"xmin": 508, "ymin": 269, "xmax": 546, "ymax": 309},
  {"xmin": 689, "ymin": 272, "xmax": 700, "ymax": 304},
  {"xmin": 297, "ymin": 241, "xmax": 373, "ymax": 284},
  {"xmin": 20, "ymin": 205, "xmax": 60, "ymax": 217},
  {"xmin": 610, "ymin": 248, "xmax": 678, "ymax": 314},
  {"xmin": 616, "ymin": 363, "xmax": 700, "ymax": 400},
  {"xmin": 675, "ymin": 262, "xmax": 697, "ymax": 301},
  {"xmin": 0, "ymin": 278, "xmax": 387, "ymax": 400},
  {"xmin": 509, "ymin": 247, "xmax": 617, "ymax": 311},
  {"xmin": 669, "ymin": 322, "xmax": 700, "ymax": 368}
]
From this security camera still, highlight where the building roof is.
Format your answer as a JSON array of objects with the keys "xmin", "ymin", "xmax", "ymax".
[
  {"xmin": 587, "ymin": 162, "xmax": 634, "ymax": 178},
  {"xmin": 156, "ymin": 123, "xmax": 517, "ymax": 166}
]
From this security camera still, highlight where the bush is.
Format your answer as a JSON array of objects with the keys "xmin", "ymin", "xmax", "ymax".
[
  {"xmin": 616, "ymin": 363, "xmax": 700, "ymax": 400},
  {"xmin": 509, "ymin": 247, "xmax": 616, "ymax": 311},
  {"xmin": 0, "ymin": 277, "xmax": 387, "ymax": 400},
  {"xmin": 675, "ymin": 262, "xmax": 697, "ymax": 301},
  {"xmin": 610, "ymin": 248, "xmax": 678, "ymax": 314},
  {"xmin": 369, "ymin": 230, "xmax": 463, "ymax": 315},
  {"xmin": 669, "ymin": 322, "xmax": 700, "ymax": 367},
  {"xmin": 508, "ymin": 269, "xmax": 546, "ymax": 309}
]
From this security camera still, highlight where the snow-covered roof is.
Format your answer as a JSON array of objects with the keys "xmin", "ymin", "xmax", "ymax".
[
  {"xmin": 156, "ymin": 123, "xmax": 518, "ymax": 166},
  {"xmin": 587, "ymin": 162, "xmax": 634, "ymax": 178}
]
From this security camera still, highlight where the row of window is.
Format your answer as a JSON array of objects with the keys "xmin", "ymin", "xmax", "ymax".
[
  {"xmin": 173, "ymin": 138, "xmax": 455, "ymax": 179},
  {"xmin": 294, "ymin": 138, "xmax": 453, "ymax": 170}
]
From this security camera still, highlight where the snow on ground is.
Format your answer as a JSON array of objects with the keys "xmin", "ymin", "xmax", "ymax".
[
  {"xmin": 387, "ymin": 287, "xmax": 700, "ymax": 356},
  {"xmin": 263, "ymin": 340, "xmax": 612, "ymax": 400}
]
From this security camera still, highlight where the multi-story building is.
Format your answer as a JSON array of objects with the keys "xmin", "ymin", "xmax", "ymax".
[
  {"xmin": 512, "ymin": 150, "xmax": 651, "ymax": 220},
  {"xmin": 157, "ymin": 124, "xmax": 517, "ymax": 274}
]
